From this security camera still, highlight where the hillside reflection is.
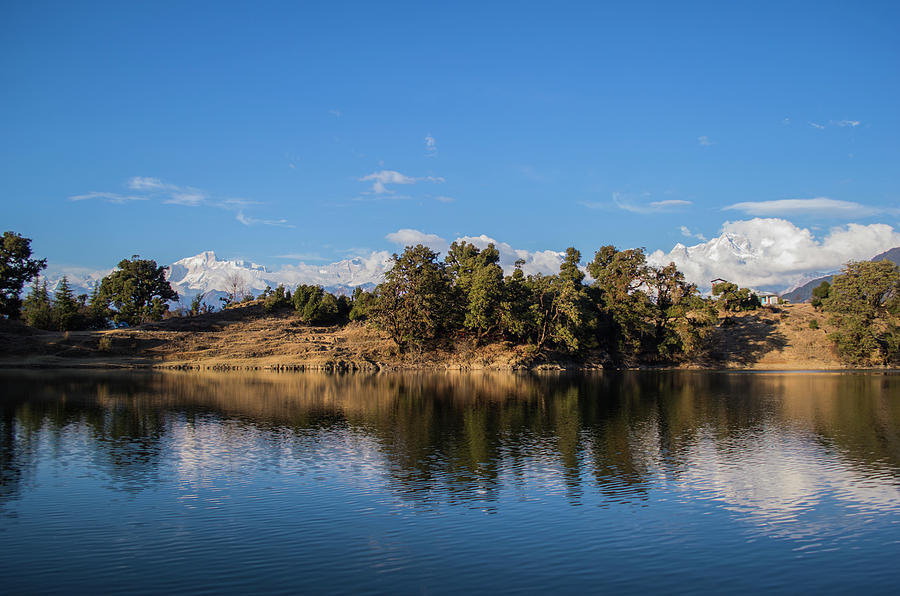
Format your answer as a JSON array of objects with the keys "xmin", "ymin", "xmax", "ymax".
[{"xmin": 2, "ymin": 371, "xmax": 900, "ymax": 512}]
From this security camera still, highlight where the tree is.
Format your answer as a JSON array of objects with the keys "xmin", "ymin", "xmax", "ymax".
[
  {"xmin": 85, "ymin": 282, "xmax": 111, "ymax": 328},
  {"xmin": 823, "ymin": 260, "xmax": 900, "ymax": 365},
  {"xmin": 52, "ymin": 276, "xmax": 80, "ymax": 331},
  {"xmin": 545, "ymin": 247, "xmax": 592, "ymax": 352},
  {"xmin": 263, "ymin": 285, "xmax": 290, "ymax": 313},
  {"xmin": 223, "ymin": 272, "xmax": 248, "ymax": 306},
  {"xmin": 499, "ymin": 259, "xmax": 532, "ymax": 341},
  {"xmin": 506, "ymin": 248, "xmax": 592, "ymax": 354},
  {"xmin": 292, "ymin": 284, "xmax": 341, "ymax": 325},
  {"xmin": 811, "ymin": 280, "xmax": 831, "ymax": 310},
  {"xmin": 645, "ymin": 262, "xmax": 715, "ymax": 360},
  {"xmin": 21, "ymin": 277, "xmax": 54, "ymax": 329},
  {"xmin": 370, "ymin": 244, "xmax": 452, "ymax": 350},
  {"xmin": 712, "ymin": 281, "xmax": 760, "ymax": 312},
  {"xmin": 348, "ymin": 287, "xmax": 375, "ymax": 322},
  {"xmin": 98, "ymin": 256, "xmax": 178, "ymax": 326},
  {"xmin": 0, "ymin": 231, "xmax": 46, "ymax": 318},
  {"xmin": 587, "ymin": 246, "xmax": 655, "ymax": 360},
  {"xmin": 190, "ymin": 292, "xmax": 208, "ymax": 315},
  {"xmin": 446, "ymin": 241, "xmax": 504, "ymax": 343}
]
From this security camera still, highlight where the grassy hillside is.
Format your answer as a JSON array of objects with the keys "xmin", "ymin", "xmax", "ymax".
[{"xmin": 0, "ymin": 302, "xmax": 849, "ymax": 370}]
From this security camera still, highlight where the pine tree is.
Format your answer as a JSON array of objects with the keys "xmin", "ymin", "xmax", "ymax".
[
  {"xmin": 52, "ymin": 276, "xmax": 79, "ymax": 331},
  {"xmin": 86, "ymin": 281, "xmax": 110, "ymax": 328},
  {"xmin": 21, "ymin": 277, "xmax": 54, "ymax": 329}
]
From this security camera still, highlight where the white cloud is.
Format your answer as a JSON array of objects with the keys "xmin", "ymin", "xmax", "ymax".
[
  {"xmin": 434, "ymin": 195, "xmax": 455, "ymax": 203},
  {"xmin": 425, "ymin": 134, "xmax": 437, "ymax": 156},
  {"xmin": 724, "ymin": 197, "xmax": 883, "ymax": 217},
  {"xmin": 612, "ymin": 193, "xmax": 693, "ymax": 214},
  {"xmin": 651, "ymin": 199, "xmax": 693, "ymax": 208},
  {"xmin": 360, "ymin": 170, "xmax": 444, "ymax": 194},
  {"xmin": 164, "ymin": 191, "xmax": 207, "ymax": 206},
  {"xmin": 68, "ymin": 191, "xmax": 147, "ymax": 204},
  {"xmin": 698, "ymin": 136, "xmax": 713, "ymax": 146},
  {"xmin": 128, "ymin": 176, "xmax": 177, "ymax": 191},
  {"xmin": 70, "ymin": 177, "xmax": 290, "ymax": 227},
  {"xmin": 328, "ymin": 109, "xmax": 342, "ymax": 117},
  {"xmin": 833, "ymin": 120, "xmax": 860, "ymax": 127},
  {"xmin": 385, "ymin": 229, "xmax": 449, "ymax": 254},
  {"xmin": 456, "ymin": 234, "xmax": 564, "ymax": 277},
  {"xmin": 273, "ymin": 253, "xmax": 329, "ymax": 261},
  {"xmin": 236, "ymin": 211, "xmax": 293, "ymax": 228},
  {"xmin": 361, "ymin": 170, "xmax": 416, "ymax": 194},
  {"xmin": 649, "ymin": 218, "xmax": 900, "ymax": 291},
  {"xmin": 680, "ymin": 226, "xmax": 706, "ymax": 241},
  {"xmin": 809, "ymin": 122, "xmax": 825, "ymax": 130}
]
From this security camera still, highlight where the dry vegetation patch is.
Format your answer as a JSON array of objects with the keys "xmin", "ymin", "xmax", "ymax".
[{"xmin": 0, "ymin": 302, "xmax": 852, "ymax": 370}]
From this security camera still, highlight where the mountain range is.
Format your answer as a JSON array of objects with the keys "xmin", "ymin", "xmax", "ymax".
[
  {"xmin": 165, "ymin": 251, "xmax": 391, "ymax": 305},
  {"xmin": 42, "ymin": 251, "xmax": 391, "ymax": 307},
  {"xmin": 36, "ymin": 226, "xmax": 900, "ymax": 306}
]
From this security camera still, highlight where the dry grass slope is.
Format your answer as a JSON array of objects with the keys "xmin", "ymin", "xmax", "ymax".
[{"xmin": 0, "ymin": 302, "xmax": 849, "ymax": 370}]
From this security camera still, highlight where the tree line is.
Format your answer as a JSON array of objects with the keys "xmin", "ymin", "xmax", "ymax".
[
  {"xmin": 9, "ymin": 228, "xmax": 898, "ymax": 366},
  {"xmin": 353, "ymin": 241, "xmax": 718, "ymax": 364}
]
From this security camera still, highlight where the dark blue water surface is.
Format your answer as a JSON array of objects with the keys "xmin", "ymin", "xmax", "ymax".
[{"xmin": 1, "ymin": 371, "xmax": 899, "ymax": 594}]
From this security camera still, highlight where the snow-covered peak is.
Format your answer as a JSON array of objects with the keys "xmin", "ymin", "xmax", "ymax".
[
  {"xmin": 649, "ymin": 219, "xmax": 900, "ymax": 293},
  {"xmin": 163, "ymin": 250, "xmax": 392, "ymax": 302}
]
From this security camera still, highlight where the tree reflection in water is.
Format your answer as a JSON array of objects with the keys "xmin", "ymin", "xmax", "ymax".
[{"xmin": 2, "ymin": 370, "xmax": 900, "ymax": 511}]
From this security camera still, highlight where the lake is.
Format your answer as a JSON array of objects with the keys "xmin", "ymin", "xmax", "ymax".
[{"xmin": 1, "ymin": 370, "xmax": 899, "ymax": 594}]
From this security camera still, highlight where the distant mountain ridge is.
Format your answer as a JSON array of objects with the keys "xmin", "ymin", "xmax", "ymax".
[
  {"xmin": 781, "ymin": 246, "xmax": 900, "ymax": 303},
  {"xmin": 165, "ymin": 251, "xmax": 391, "ymax": 304},
  {"xmin": 37, "ymin": 240, "xmax": 900, "ymax": 308},
  {"xmin": 39, "ymin": 251, "xmax": 391, "ymax": 307}
]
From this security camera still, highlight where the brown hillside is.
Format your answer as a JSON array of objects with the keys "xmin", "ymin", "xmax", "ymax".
[{"xmin": 0, "ymin": 302, "xmax": 847, "ymax": 370}]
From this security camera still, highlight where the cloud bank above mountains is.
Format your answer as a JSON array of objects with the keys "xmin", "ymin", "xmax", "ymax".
[
  {"xmin": 41, "ymin": 218, "xmax": 900, "ymax": 299},
  {"xmin": 647, "ymin": 218, "xmax": 900, "ymax": 290}
]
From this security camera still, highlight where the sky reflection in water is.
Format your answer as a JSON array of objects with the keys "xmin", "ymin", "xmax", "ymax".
[{"xmin": 1, "ymin": 371, "xmax": 899, "ymax": 594}]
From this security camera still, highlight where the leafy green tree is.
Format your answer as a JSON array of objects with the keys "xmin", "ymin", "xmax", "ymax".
[
  {"xmin": 645, "ymin": 263, "xmax": 715, "ymax": 359},
  {"xmin": 499, "ymin": 259, "xmax": 532, "ymax": 341},
  {"xmin": 21, "ymin": 277, "xmax": 54, "ymax": 329},
  {"xmin": 508, "ymin": 248, "xmax": 592, "ymax": 353},
  {"xmin": 446, "ymin": 241, "xmax": 504, "ymax": 343},
  {"xmin": 811, "ymin": 280, "xmax": 831, "ymax": 310},
  {"xmin": 712, "ymin": 281, "xmax": 760, "ymax": 312},
  {"xmin": 546, "ymin": 247, "xmax": 592, "ymax": 352},
  {"xmin": 823, "ymin": 260, "xmax": 900, "ymax": 365},
  {"xmin": 292, "ymin": 284, "xmax": 340, "ymax": 324},
  {"xmin": 263, "ymin": 285, "xmax": 291, "ymax": 312},
  {"xmin": 587, "ymin": 246, "xmax": 655, "ymax": 360},
  {"xmin": 370, "ymin": 244, "xmax": 452, "ymax": 350},
  {"xmin": 1, "ymin": 231, "xmax": 46, "ymax": 318},
  {"xmin": 336, "ymin": 294, "xmax": 352, "ymax": 321},
  {"xmin": 98, "ymin": 256, "xmax": 178, "ymax": 326},
  {"xmin": 348, "ymin": 287, "xmax": 375, "ymax": 322},
  {"xmin": 52, "ymin": 276, "xmax": 80, "ymax": 331},
  {"xmin": 466, "ymin": 262, "xmax": 504, "ymax": 343}
]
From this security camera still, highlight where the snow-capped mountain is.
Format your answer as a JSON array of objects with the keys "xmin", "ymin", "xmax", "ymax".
[
  {"xmin": 34, "ymin": 251, "xmax": 392, "ymax": 306},
  {"xmin": 648, "ymin": 219, "xmax": 900, "ymax": 294},
  {"xmin": 165, "ymin": 250, "xmax": 392, "ymax": 304}
]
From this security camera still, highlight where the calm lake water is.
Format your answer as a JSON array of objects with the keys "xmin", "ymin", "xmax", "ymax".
[{"xmin": 2, "ymin": 371, "xmax": 899, "ymax": 594}]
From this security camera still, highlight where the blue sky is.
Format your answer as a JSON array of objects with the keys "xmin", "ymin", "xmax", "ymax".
[{"xmin": 2, "ymin": 0, "xmax": 898, "ymax": 274}]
